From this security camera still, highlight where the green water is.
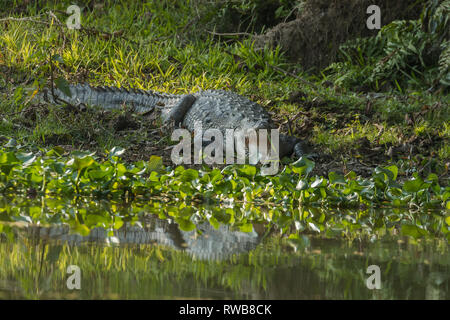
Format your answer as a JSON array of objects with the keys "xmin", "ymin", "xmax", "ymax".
[{"xmin": 0, "ymin": 197, "xmax": 449, "ymax": 299}]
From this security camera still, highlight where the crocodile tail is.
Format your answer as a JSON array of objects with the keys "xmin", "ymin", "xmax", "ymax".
[{"xmin": 40, "ymin": 83, "xmax": 180, "ymax": 113}]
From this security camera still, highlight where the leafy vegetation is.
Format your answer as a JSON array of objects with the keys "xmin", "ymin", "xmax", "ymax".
[
  {"xmin": 325, "ymin": 0, "xmax": 449, "ymax": 91},
  {"xmin": 0, "ymin": 0, "xmax": 448, "ymax": 244},
  {"xmin": 0, "ymin": 145, "xmax": 448, "ymax": 209},
  {"xmin": 207, "ymin": 0, "xmax": 300, "ymax": 33},
  {"xmin": 0, "ymin": 145, "xmax": 448, "ymax": 241},
  {"xmin": 0, "ymin": 0, "xmax": 448, "ymax": 168},
  {"xmin": 0, "ymin": 2, "xmax": 449, "ymax": 303}
]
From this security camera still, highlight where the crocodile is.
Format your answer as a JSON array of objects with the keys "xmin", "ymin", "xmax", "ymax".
[
  {"xmin": 26, "ymin": 215, "xmax": 261, "ymax": 261},
  {"xmin": 42, "ymin": 84, "xmax": 306, "ymax": 159}
]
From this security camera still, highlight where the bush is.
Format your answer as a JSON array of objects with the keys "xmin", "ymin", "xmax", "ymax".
[
  {"xmin": 325, "ymin": 0, "xmax": 449, "ymax": 92},
  {"xmin": 206, "ymin": 0, "xmax": 299, "ymax": 33}
]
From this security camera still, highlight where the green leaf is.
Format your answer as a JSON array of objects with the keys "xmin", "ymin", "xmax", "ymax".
[
  {"xmin": 0, "ymin": 164, "xmax": 15, "ymax": 176},
  {"xmin": 238, "ymin": 165, "xmax": 257, "ymax": 177},
  {"xmin": 109, "ymin": 147, "xmax": 125, "ymax": 157},
  {"xmin": 176, "ymin": 218, "xmax": 196, "ymax": 232},
  {"xmin": 291, "ymin": 157, "xmax": 315, "ymax": 176},
  {"xmin": 46, "ymin": 146, "xmax": 65, "ymax": 157},
  {"xmin": 425, "ymin": 173, "xmax": 439, "ymax": 185},
  {"xmin": 114, "ymin": 218, "xmax": 124, "ymax": 230},
  {"xmin": 401, "ymin": 224, "xmax": 428, "ymax": 239},
  {"xmin": 148, "ymin": 171, "xmax": 159, "ymax": 182},
  {"xmin": 296, "ymin": 180, "xmax": 308, "ymax": 190},
  {"xmin": 279, "ymin": 173, "xmax": 293, "ymax": 187},
  {"xmin": 72, "ymin": 223, "xmax": 91, "ymax": 236},
  {"xmin": 384, "ymin": 165, "xmax": 398, "ymax": 181},
  {"xmin": 311, "ymin": 178, "xmax": 324, "ymax": 188},
  {"xmin": 0, "ymin": 151, "xmax": 18, "ymax": 164},
  {"xmin": 148, "ymin": 155, "xmax": 164, "ymax": 173},
  {"xmin": 89, "ymin": 169, "xmax": 109, "ymax": 180},
  {"xmin": 328, "ymin": 172, "xmax": 346, "ymax": 185},
  {"xmin": 16, "ymin": 152, "xmax": 36, "ymax": 167},
  {"xmin": 13, "ymin": 86, "xmax": 24, "ymax": 105},
  {"xmin": 116, "ymin": 163, "xmax": 127, "ymax": 176},
  {"xmin": 55, "ymin": 77, "xmax": 72, "ymax": 98},
  {"xmin": 155, "ymin": 247, "xmax": 164, "ymax": 262},
  {"xmin": 180, "ymin": 169, "xmax": 199, "ymax": 182},
  {"xmin": 30, "ymin": 172, "xmax": 43, "ymax": 183},
  {"xmin": 403, "ymin": 178, "xmax": 425, "ymax": 193},
  {"xmin": 210, "ymin": 169, "xmax": 223, "ymax": 184},
  {"xmin": 445, "ymin": 216, "xmax": 450, "ymax": 225},
  {"xmin": 239, "ymin": 223, "xmax": 253, "ymax": 233},
  {"xmin": 209, "ymin": 216, "xmax": 220, "ymax": 230},
  {"xmin": 345, "ymin": 171, "xmax": 357, "ymax": 180},
  {"xmin": 73, "ymin": 156, "xmax": 95, "ymax": 171},
  {"xmin": 374, "ymin": 167, "xmax": 394, "ymax": 183}
]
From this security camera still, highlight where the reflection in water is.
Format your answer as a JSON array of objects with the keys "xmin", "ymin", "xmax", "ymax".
[
  {"xmin": 0, "ymin": 226, "xmax": 448, "ymax": 299},
  {"xmin": 27, "ymin": 215, "xmax": 261, "ymax": 260},
  {"xmin": 0, "ymin": 197, "xmax": 448, "ymax": 299}
]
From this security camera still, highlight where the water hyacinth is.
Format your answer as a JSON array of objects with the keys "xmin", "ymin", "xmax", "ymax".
[
  {"xmin": 0, "ymin": 144, "xmax": 448, "ymax": 208},
  {"xmin": 0, "ymin": 144, "xmax": 449, "ymax": 241}
]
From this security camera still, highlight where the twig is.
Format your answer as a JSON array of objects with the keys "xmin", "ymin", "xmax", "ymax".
[
  {"xmin": 47, "ymin": 11, "xmax": 67, "ymax": 49},
  {"xmin": 379, "ymin": 49, "xmax": 399, "ymax": 66},
  {"xmin": 285, "ymin": 115, "xmax": 293, "ymax": 135},
  {"xmin": 79, "ymin": 25, "xmax": 139, "ymax": 45},
  {"xmin": 206, "ymin": 30, "xmax": 254, "ymax": 37},
  {"xmin": 281, "ymin": 110, "xmax": 309, "ymax": 126},
  {"xmin": 1, "ymin": 12, "xmax": 139, "ymax": 46},
  {"xmin": 283, "ymin": 6, "xmax": 299, "ymax": 23},
  {"xmin": 267, "ymin": 63, "xmax": 318, "ymax": 90},
  {"xmin": 47, "ymin": 11, "xmax": 64, "ymax": 27},
  {"xmin": 179, "ymin": 17, "xmax": 200, "ymax": 35},
  {"xmin": 0, "ymin": 16, "xmax": 51, "ymax": 26}
]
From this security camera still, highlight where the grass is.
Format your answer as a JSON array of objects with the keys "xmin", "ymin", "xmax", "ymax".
[
  {"xmin": 0, "ymin": 4, "xmax": 449, "ymax": 300},
  {"xmin": 0, "ymin": 0, "xmax": 448, "ymax": 182}
]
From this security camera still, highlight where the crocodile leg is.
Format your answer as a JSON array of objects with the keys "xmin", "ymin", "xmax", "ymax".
[{"xmin": 161, "ymin": 94, "xmax": 196, "ymax": 126}]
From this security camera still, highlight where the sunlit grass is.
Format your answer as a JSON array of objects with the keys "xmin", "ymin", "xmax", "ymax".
[{"xmin": 0, "ymin": 0, "xmax": 448, "ymax": 177}]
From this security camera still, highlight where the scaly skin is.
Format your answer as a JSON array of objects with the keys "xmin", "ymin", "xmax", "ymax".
[
  {"xmin": 42, "ymin": 84, "xmax": 183, "ymax": 113},
  {"xmin": 42, "ymin": 84, "xmax": 305, "ymax": 158}
]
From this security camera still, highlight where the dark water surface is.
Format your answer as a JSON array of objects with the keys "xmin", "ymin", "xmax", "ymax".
[{"xmin": 0, "ymin": 198, "xmax": 448, "ymax": 299}]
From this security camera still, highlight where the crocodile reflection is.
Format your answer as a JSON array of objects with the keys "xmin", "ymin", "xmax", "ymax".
[{"xmin": 27, "ymin": 215, "xmax": 262, "ymax": 260}]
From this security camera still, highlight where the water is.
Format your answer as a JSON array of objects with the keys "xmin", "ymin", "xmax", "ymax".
[{"xmin": 0, "ymin": 197, "xmax": 448, "ymax": 299}]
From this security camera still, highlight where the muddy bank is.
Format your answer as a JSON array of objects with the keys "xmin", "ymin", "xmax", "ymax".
[{"xmin": 253, "ymin": 0, "xmax": 424, "ymax": 71}]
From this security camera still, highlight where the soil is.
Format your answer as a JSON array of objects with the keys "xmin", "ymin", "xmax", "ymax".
[
  {"xmin": 253, "ymin": 0, "xmax": 424, "ymax": 71},
  {"xmin": 114, "ymin": 111, "xmax": 447, "ymax": 181}
]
